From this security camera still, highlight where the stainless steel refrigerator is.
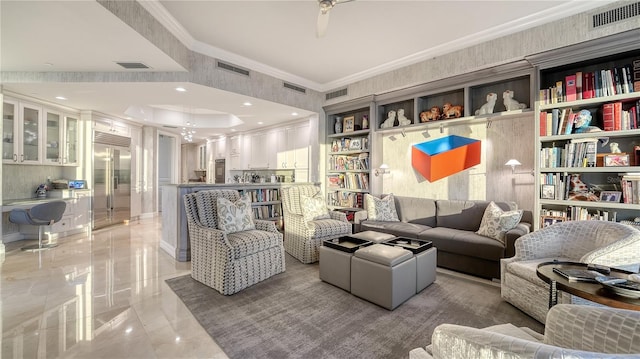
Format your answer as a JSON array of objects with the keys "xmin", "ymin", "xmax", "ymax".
[{"xmin": 93, "ymin": 136, "xmax": 131, "ymax": 230}]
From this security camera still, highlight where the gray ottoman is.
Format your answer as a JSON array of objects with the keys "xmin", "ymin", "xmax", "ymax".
[
  {"xmin": 350, "ymin": 244, "xmax": 417, "ymax": 310},
  {"xmin": 319, "ymin": 245, "xmax": 353, "ymax": 291},
  {"xmin": 415, "ymin": 247, "xmax": 437, "ymax": 292},
  {"xmin": 350, "ymin": 230, "xmax": 396, "ymax": 244}
]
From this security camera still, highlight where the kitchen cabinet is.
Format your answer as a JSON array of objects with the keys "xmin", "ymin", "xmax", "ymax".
[
  {"xmin": 228, "ymin": 135, "xmax": 243, "ymax": 170},
  {"xmin": 94, "ymin": 118, "xmax": 130, "ymax": 136},
  {"xmin": 3, "ymin": 100, "xmax": 43, "ymax": 164},
  {"xmin": 43, "ymin": 110, "xmax": 79, "ymax": 166},
  {"xmin": 249, "ymin": 132, "xmax": 269, "ymax": 169},
  {"xmin": 278, "ymin": 123, "xmax": 309, "ymax": 170}
]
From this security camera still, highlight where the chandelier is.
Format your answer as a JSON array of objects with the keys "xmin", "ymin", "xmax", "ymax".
[{"xmin": 181, "ymin": 121, "xmax": 196, "ymax": 142}]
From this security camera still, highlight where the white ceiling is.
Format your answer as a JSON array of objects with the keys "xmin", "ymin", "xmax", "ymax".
[{"xmin": 0, "ymin": 0, "xmax": 616, "ymax": 142}]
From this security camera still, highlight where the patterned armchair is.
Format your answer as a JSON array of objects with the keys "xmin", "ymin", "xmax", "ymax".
[
  {"xmin": 410, "ymin": 304, "xmax": 640, "ymax": 358},
  {"xmin": 281, "ymin": 185, "xmax": 352, "ymax": 263},
  {"xmin": 183, "ymin": 190, "xmax": 285, "ymax": 295},
  {"xmin": 501, "ymin": 220, "xmax": 640, "ymax": 323}
]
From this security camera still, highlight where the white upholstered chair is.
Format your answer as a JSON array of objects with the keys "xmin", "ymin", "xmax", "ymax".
[
  {"xmin": 183, "ymin": 190, "xmax": 285, "ymax": 295},
  {"xmin": 280, "ymin": 185, "xmax": 352, "ymax": 263},
  {"xmin": 409, "ymin": 304, "xmax": 640, "ymax": 359},
  {"xmin": 501, "ymin": 220, "xmax": 640, "ymax": 323}
]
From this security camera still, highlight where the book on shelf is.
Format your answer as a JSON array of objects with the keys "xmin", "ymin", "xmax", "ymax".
[
  {"xmin": 565, "ymin": 74, "xmax": 577, "ymax": 101},
  {"xmin": 575, "ymin": 71, "xmax": 583, "ymax": 100},
  {"xmin": 552, "ymin": 268, "xmax": 601, "ymax": 282},
  {"xmin": 551, "ymin": 109, "xmax": 559, "ymax": 136},
  {"xmin": 539, "ymin": 111, "xmax": 547, "ymax": 136}
]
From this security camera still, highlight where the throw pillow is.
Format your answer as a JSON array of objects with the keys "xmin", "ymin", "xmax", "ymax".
[
  {"xmin": 216, "ymin": 194, "xmax": 255, "ymax": 234},
  {"xmin": 476, "ymin": 201, "xmax": 523, "ymax": 244},
  {"xmin": 300, "ymin": 193, "xmax": 330, "ymax": 223},
  {"xmin": 365, "ymin": 193, "xmax": 400, "ymax": 221}
]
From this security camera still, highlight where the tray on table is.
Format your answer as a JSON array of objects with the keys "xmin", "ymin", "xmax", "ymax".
[
  {"xmin": 323, "ymin": 236, "xmax": 373, "ymax": 253},
  {"xmin": 382, "ymin": 237, "xmax": 433, "ymax": 254}
]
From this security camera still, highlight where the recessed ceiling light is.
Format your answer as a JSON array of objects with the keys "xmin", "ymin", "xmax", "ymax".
[
  {"xmin": 231, "ymin": 129, "xmax": 236, "ymax": 132},
  {"xmin": 291, "ymin": 112, "xmax": 298, "ymax": 116},
  {"xmin": 242, "ymin": 102, "xmax": 252, "ymax": 106},
  {"xmin": 258, "ymin": 121, "xmax": 263, "ymax": 125},
  {"xmin": 44, "ymin": 62, "xmax": 53, "ymax": 67},
  {"xmin": 125, "ymin": 116, "xmax": 132, "ymax": 120},
  {"xmin": 55, "ymin": 96, "xmax": 67, "ymax": 100},
  {"xmin": 175, "ymin": 87, "xmax": 186, "ymax": 92}
]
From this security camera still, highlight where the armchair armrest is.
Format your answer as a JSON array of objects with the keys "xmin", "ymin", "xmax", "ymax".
[
  {"xmin": 504, "ymin": 222, "xmax": 531, "ymax": 258},
  {"xmin": 329, "ymin": 210, "xmax": 348, "ymax": 222},
  {"xmin": 254, "ymin": 219, "xmax": 279, "ymax": 233},
  {"xmin": 188, "ymin": 223, "xmax": 232, "ymax": 248},
  {"xmin": 430, "ymin": 324, "xmax": 547, "ymax": 359},
  {"xmin": 353, "ymin": 210, "xmax": 367, "ymax": 224},
  {"xmin": 581, "ymin": 235, "xmax": 640, "ymax": 272},
  {"xmin": 544, "ymin": 304, "xmax": 640, "ymax": 354}
]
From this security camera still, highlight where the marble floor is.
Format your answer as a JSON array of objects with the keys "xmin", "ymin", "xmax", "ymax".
[{"xmin": 1, "ymin": 217, "xmax": 229, "ymax": 359}]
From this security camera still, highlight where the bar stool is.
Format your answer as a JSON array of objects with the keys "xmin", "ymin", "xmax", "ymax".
[{"xmin": 9, "ymin": 201, "xmax": 66, "ymax": 251}]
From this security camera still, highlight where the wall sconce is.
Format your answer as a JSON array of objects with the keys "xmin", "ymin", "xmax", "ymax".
[
  {"xmin": 375, "ymin": 164, "xmax": 390, "ymax": 176},
  {"xmin": 505, "ymin": 159, "xmax": 534, "ymax": 175}
]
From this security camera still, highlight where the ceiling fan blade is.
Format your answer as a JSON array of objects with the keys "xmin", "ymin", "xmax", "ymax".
[{"xmin": 316, "ymin": 8, "xmax": 330, "ymax": 38}]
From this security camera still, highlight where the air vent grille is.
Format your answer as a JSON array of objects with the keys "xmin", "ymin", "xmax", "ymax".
[
  {"xmin": 326, "ymin": 88, "xmax": 348, "ymax": 100},
  {"xmin": 217, "ymin": 61, "xmax": 250, "ymax": 76},
  {"xmin": 592, "ymin": 2, "xmax": 639, "ymax": 28},
  {"xmin": 94, "ymin": 131, "xmax": 131, "ymax": 147},
  {"xmin": 116, "ymin": 62, "xmax": 150, "ymax": 69},
  {"xmin": 163, "ymin": 125, "xmax": 178, "ymax": 129},
  {"xmin": 283, "ymin": 82, "xmax": 307, "ymax": 94}
]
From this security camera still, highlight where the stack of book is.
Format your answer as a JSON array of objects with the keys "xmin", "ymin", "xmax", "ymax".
[
  {"xmin": 540, "ymin": 62, "xmax": 638, "ymax": 105},
  {"xmin": 601, "ymin": 100, "xmax": 640, "ymax": 131},
  {"xmin": 621, "ymin": 173, "xmax": 640, "ymax": 204}
]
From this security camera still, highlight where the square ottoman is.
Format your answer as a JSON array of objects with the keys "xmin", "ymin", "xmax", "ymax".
[{"xmin": 351, "ymin": 244, "xmax": 417, "ymax": 310}]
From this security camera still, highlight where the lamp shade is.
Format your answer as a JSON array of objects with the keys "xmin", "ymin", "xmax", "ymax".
[{"xmin": 505, "ymin": 159, "xmax": 522, "ymax": 167}]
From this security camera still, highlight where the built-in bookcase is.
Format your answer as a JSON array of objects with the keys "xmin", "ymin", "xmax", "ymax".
[{"xmin": 533, "ymin": 44, "xmax": 640, "ymax": 229}]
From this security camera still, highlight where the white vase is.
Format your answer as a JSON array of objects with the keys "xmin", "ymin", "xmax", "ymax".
[{"xmin": 334, "ymin": 117, "xmax": 342, "ymax": 134}]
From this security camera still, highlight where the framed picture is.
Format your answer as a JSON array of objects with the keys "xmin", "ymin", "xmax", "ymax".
[
  {"xmin": 349, "ymin": 138, "xmax": 362, "ymax": 150},
  {"xmin": 541, "ymin": 184, "xmax": 555, "ymax": 199},
  {"xmin": 343, "ymin": 116, "xmax": 355, "ymax": 133},
  {"xmin": 541, "ymin": 216, "xmax": 564, "ymax": 228},
  {"xmin": 604, "ymin": 154, "xmax": 629, "ymax": 167},
  {"xmin": 600, "ymin": 191, "xmax": 622, "ymax": 202}
]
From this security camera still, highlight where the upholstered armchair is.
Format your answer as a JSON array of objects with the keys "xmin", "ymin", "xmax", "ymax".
[
  {"xmin": 183, "ymin": 190, "xmax": 285, "ymax": 295},
  {"xmin": 409, "ymin": 304, "xmax": 640, "ymax": 359},
  {"xmin": 281, "ymin": 185, "xmax": 352, "ymax": 263},
  {"xmin": 501, "ymin": 220, "xmax": 640, "ymax": 323}
]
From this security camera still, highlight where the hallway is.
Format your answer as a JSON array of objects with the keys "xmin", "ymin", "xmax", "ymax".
[{"xmin": 1, "ymin": 217, "xmax": 228, "ymax": 358}]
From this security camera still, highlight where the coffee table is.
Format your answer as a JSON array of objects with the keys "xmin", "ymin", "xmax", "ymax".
[{"xmin": 536, "ymin": 261, "xmax": 640, "ymax": 311}]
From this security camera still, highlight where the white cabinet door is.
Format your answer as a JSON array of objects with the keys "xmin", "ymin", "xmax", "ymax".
[
  {"xmin": 63, "ymin": 114, "xmax": 79, "ymax": 166},
  {"xmin": 229, "ymin": 136, "xmax": 241, "ymax": 156},
  {"xmin": 2, "ymin": 99, "xmax": 18, "ymax": 163},
  {"xmin": 242, "ymin": 135, "xmax": 251, "ymax": 169},
  {"xmin": 249, "ymin": 132, "xmax": 268, "ymax": 169},
  {"xmin": 19, "ymin": 102, "xmax": 43, "ymax": 164},
  {"xmin": 44, "ymin": 109, "xmax": 62, "ymax": 164},
  {"xmin": 273, "ymin": 129, "xmax": 288, "ymax": 169},
  {"xmin": 293, "ymin": 123, "xmax": 310, "ymax": 169},
  {"xmin": 216, "ymin": 138, "xmax": 226, "ymax": 159}
]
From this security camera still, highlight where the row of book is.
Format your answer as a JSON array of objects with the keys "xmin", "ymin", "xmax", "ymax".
[
  {"xmin": 621, "ymin": 174, "xmax": 640, "ymax": 204},
  {"xmin": 540, "ymin": 208, "xmax": 618, "ymax": 222},
  {"xmin": 327, "ymin": 172, "xmax": 370, "ymax": 190},
  {"xmin": 251, "ymin": 204, "xmax": 281, "ymax": 220},
  {"xmin": 540, "ymin": 139, "xmax": 597, "ymax": 168},
  {"xmin": 540, "ymin": 61, "xmax": 639, "ymax": 105},
  {"xmin": 330, "ymin": 136, "xmax": 369, "ymax": 153},
  {"xmin": 328, "ymin": 153, "xmax": 369, "ymax": 171},
  {"xmin": 602, "ymin": 100, "xmax": 640, "ymax": 131},
  {"xmin": 326, "ymin": 191, "xmax": 364, "ymax": 209},
  {"xmin": 239, "ymin": 188, "xmax": 280, "ymax": 203}
]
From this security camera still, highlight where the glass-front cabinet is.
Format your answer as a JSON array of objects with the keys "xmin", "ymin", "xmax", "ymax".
[
  {"xmin": 64, "ymin": 115, "xmax": 79, "ymax": 166},
  {"xmin": 2, "ymin": 100, "xmax": 17, "ymax": 162},
  {"xmin": 45, "ymin": 110, "xmax": 62, "ymax": 164},
  {"xmin": 3, "ymin": 101, "xmax": 42, "ymax": 164}
]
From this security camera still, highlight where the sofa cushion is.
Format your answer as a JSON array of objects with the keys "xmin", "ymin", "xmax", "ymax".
[
  {"xmin": 361, "ymin": 221, "xmax": 432, "ymax": 239},
  {"xmin": 216, "ymin": 194, "xmax": 255, "ymax": 234},
  {"xmin": 419, "ymin": 227, "xmax": 505, "ymax": 261},
  {"xmin": 365, "ymin": 193, "xmax": 400, "ymax": 221},
  {"xmin": 300, "ymin": 193, "xmax": 330, "ymax": 223},
  {"xmin": 436, "ymin": 200, "xmax": 516, "ymax": 231},
  {"xmin": 504, "ymin": 257, "xmax": 571, "ymax": 285},
  {"xmin": 394, "ymin": 196, "xmax": 437, "ymax": 227},
  {"xmin": 476, "ymin": 201, "xmax": 523, "ymax": 244},
  {"xmin": 305, "ymin": 218, "xmax": 351, "ymax": 238},
  {"xmin": 227, "ymin": 229, "xmax": 282, "ymax": 259}
]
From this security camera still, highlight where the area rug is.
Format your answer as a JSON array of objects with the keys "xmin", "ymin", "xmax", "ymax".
[{"xmin": 166, "ymin": 254, "xmax": 543, "ymax": 359}]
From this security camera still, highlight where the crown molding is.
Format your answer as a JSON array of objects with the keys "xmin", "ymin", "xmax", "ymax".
[{"xmin": 139, "ymin": 0, "xmax": 617, "ymax": 95}]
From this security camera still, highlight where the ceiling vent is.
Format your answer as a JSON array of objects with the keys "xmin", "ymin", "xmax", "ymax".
[
  {"xmin": 592, "ymin": 2, "xmax": 639, "ymax": 28},
  {"xmin": 326, "ymin": 88, "xmax": 348, "ymax": 100},
  {"xmin": 217, "ymin": 61, "xmax": 250, "ymax": 77},
  {"xmin": 163, "ymin": 125, "xmax": 178, "ymax": 129},
  {"xmin": 94, "ymin": 131, "xmax": 131, "ymax": 147},
  {"xmin": 283, "ymin": 82, "xmax": 307, "ymax": 94},
  {"xmin": 116, "ymin": 62, "xmax": 150, "ymax": 69}
]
